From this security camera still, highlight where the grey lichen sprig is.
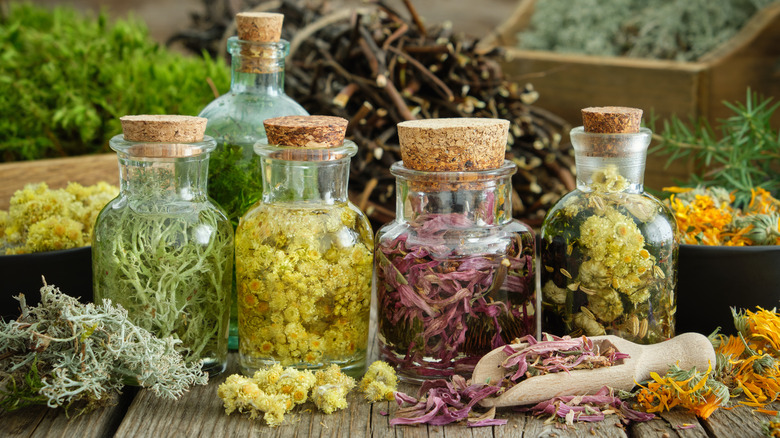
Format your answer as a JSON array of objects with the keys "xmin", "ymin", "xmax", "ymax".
[
  {"xmin": 518, "ymin": 0, "xmax": 774, "ymax": 61},
  {"xmin": 0, "ymin": 281, "xmax": 207, "ymax": 414},
  {"xmin": 92, "ymin": 199, "xmax": 233, "ymax": 365}
]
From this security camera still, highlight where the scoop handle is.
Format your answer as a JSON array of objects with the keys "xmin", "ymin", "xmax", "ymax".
[{"xmin": 633, "ymin": 332, "xmax": 716, "ymax": 382}]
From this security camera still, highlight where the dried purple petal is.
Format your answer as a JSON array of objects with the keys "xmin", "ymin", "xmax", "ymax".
[
  {"xmin": 467, "ymin": 418, "xmax": 508, "ymax": 427},
  {"xmin": 394, "ymin": 391, "xmax": 418, "ymax": 404},
  {"xmin": 391, "ymin": 377, "xmax": 502, "ymax": 427},
  {"xmin": 498, "ymin": 334, "xmax": 628, "ymax": 387},
  {"xmin": 520, "ymin": 386, "xmax": 654, "ymax": 424},
  {"xmin": 675, "ymin": 423, "xmax": 697, "ymax": 430}
]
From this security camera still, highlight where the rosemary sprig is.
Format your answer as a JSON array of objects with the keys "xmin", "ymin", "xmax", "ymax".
[{"xmin": 651, "ymin": 89, "xmax": 780, "ymax": 206}]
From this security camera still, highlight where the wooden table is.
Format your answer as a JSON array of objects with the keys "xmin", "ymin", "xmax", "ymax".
[{"xmin": 3, "ymin": 320, "xmax": 776, "ymax": 438}]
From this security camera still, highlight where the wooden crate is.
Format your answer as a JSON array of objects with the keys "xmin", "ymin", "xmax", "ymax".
[{"xmin": 480, "ymin": 0, "xmax": 780, "ymax": 190}]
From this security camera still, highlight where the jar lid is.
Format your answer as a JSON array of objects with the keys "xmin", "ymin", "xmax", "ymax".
[
  {"xmin": 120, "ymin": 115, "xmax": 207, "ymax": 143},
  {"xmin": 264, "ymin": 115, "xmax": 348, "ymax": 148},
  {"xmin": 236, "ymin": 12, "xmax": 283, "ymax": 43},
  {"xmin": 581, "ymin": 107, "xmax": 642, "ymax": 133},
  {"xmin": 397, "ymin": 118, "xmax": 509, "ymax": 172}
]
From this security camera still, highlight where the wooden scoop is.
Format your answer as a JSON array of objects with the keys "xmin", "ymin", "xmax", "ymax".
[{"xmin": 471, "ymin": 332, "xmax": 716, "ymax": 408}]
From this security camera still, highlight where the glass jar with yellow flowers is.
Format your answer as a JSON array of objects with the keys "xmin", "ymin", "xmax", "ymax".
[
  {"xmin": 541, "ymin": 107, "xmax": 678, "ymax": 343},
  {"xmin": 198, "ymin": 12, "xmax": 308, "ymax": 351},
  {"xmin": 235, "ymin": 116, "xmax": 373, "ymax": 377},
  {"xmin": 375, "ymin": 119, "xmax": 536, "ymax": 383}
]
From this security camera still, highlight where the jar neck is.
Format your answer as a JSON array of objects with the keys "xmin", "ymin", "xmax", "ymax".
[
  {"xmin": 228, "ymin": 37, "xmax": 287, "ymax": 95},
  {"xmin": 110, "ymin": 135, "xmax": 215, "ymax": 205},
  {"xmin": 570, "ymin": 127, "xmax": 652, "ymax": 194},
  {"xmin": 392, "ymin": 161, "xmax": 516, "ymax": 226},
  {"xmin": 255, "ymin": 141, "xmax": 358, "ymax": 205}
]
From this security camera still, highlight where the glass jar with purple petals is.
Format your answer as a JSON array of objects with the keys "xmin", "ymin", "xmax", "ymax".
[{"xmin": 375, "ymin": 118, "xmax": 537, "ymax": 383}]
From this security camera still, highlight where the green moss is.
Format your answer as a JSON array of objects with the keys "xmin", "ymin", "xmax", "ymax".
[{"xmin": 0, "ymin": 3, "xmax": 230, "ymax": 161}]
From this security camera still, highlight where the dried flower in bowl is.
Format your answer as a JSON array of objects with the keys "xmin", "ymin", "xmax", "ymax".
[{"xmin": 0, "ymin": 182, "xmax": 117, "ymax": 254}]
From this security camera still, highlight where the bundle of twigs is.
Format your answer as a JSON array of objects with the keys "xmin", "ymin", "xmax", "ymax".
[{"xmin": 174, "ymin": 0, "xmax": 575, "ymax": 227}]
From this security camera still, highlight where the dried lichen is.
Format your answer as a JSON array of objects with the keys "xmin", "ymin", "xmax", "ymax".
[
  {"xmin": 518, "ymin": 0, "xmax": 775, "ymax": 61},
  {"xmin": 0, "ymin": 281, "xmax": 207, "ymax": 414}
]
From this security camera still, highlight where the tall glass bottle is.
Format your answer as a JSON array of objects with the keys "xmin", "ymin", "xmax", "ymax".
[
  {"xmin": 93, "ymin": 115, "xmax": 233, "ymax": 375},
  {"xmin": 375, "ymin": 119, "xmax": 537, "ymax": 383},
  {"xmin": 199, "ymin": 12, "xmax": 307, "ymax": 349},
  {"xmin": 541, "ymin": 107, "xmax": 678, "ymax": 343},
  {"xmin": 235, "ymin": 116, "xmax": 373, "ymax": 377}
]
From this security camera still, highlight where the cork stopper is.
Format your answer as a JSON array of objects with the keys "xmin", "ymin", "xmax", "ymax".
[
  {"xmin": 236, "ymin": 12, "xmax": 283, "ymax": 42},
  {"xmin": 120, "ymin": 115, "xmax": 207, "ymax": 143},
  {"xmin": 398, "ymin": 118, "xmax": 509, "ymax": 171},
  {"xmin": 264, "ymin": 116, "xmax": 348, "ymax": 148},
  {"xmin": 582, "ymin": 107, "xmax": 642, "ymax": 134}
]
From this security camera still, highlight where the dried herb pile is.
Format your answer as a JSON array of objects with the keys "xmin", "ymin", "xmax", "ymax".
[
  {"xmin": 389, "ymin": 333, "xmax": 653, "ymax": 427},
  {"xmin": 0, "ymin": 182, "xmax": 118, "ymax": 255},
  {"xmin": 664, "ymin": 186, "xmax": 780, "ymax": 246},
  {"xmin": 175, "ymin": 0, "xmax": 574, "ymax": 226},
  {"xmin": 630, "ymin": 307, "xmax": 780, "ymax": 420},
  {"xmin": 518, "ymin": 0, "xmax": 775, "ymax": 61},
  {"xmin": 522, "ymin": 386, "xmax": 654, "ymax": 425},
  {"xmin": 0, "ymin": 282, "xmax": 207, "ymax": 414},
  {"xmin": 497, "ymin": 334, "xmax": 629, "ymax": 388}
]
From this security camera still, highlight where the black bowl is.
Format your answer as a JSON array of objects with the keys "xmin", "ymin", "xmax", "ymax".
[
  {"xmin": 675, "ymin": 244, "xmax": 780, "ymax": 335},
  {"xmin": 0, "ymin": 246, "xmax": 93, "ymax": 320}
]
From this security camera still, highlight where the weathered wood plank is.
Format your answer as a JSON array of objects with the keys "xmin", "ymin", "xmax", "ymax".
[
  {"xmin": 493, "ymin": 412, "xmax": 527, "ymax": 438},
  {"xmin": 113, "ymin": 357, "xmax": 260, "ymax": 438},
  {"xmin": 521, "ymin": 416, "xmax": 628, "ymax": 438},
  {"xmin": 305, "ymin": 390, "xmax": 372, "ymax": 438},
  {"xmin": 1, "ymin": 392, "xmax": 135, "ymax": 438},
  {"xmin": 631, "ymin": 410, "xmax": 708, "ymax": 437},
  {"xmin": 701, "ymin": 402, "xmax": 778, "ymax": 438},
  {"xmin": 1, "ymin": 405, "xmax": 48, "ymax": 437},
  {"xmin": 368, "ymin": 398, "xmax": 396, "ymax": 438}
]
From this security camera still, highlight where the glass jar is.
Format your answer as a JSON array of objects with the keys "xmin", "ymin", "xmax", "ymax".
[
  {"xmin": 200, "ymin": 37, "xmax": 308, "ymax": 224},
  {"xmin": 375, "ymin": 161, "xmax": 536, "ymax": 383},
  {"xmin": 199, "ymin": 33, "xmax": 308, "ymax": 349},
  {"xmin": 235, "ymin": 132, "xmax": 373, "ymax": 377},
  {"xmin": 540, "ymin": 125, "xmax": 678, "ymax": 343},
  {"xmin": 93, "ymin": 126, "xmax": 233, "ymax": 375}
]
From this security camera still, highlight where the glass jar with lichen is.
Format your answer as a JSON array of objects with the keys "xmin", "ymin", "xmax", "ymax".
[
  {"xmin": 376, "ymin": 119, "xmax": 536, "ymax": 383},
  {"xmin": 92, "ymin": 115, "xmax": 233, "ymax": 376},
  {"xmin": 235, "ymin": 116, "xmax": 372, "ymax": 377},
  {"xmin": 198, "ymin": 13, "xmax": 307, "ymax": 349},
  {"xmin": 540, "ymin": 107, "xmax": 678, "ymax": 344}
]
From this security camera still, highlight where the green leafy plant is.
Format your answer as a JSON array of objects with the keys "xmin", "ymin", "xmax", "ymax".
[
  {"xmin": 652, "ymin": 90, "xmax": 780, "ymax": 206},
  {"xmin": 0, "ymin": 3, "xmax": 230, "ymax": 161}
]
